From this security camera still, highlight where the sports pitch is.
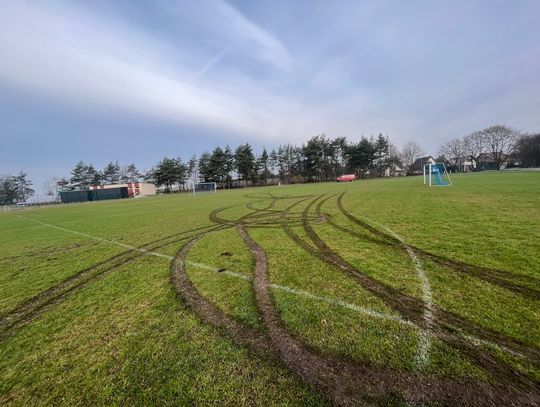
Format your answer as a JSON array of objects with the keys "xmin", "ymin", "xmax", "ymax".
[{"xmin": 1, "ymin": 172, "xmax": 539, "ymax": 405}]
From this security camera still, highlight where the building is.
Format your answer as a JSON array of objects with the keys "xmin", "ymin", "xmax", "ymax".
[
  {"xmin": 476, "ymin": 153, "xmax": 510, "ymax": 171},
  {"xmin": 448, "ymin": 155, "xmax": 475, "ymax": 172},
  {"xmin": 59, "ymin": 187, "xmax": 129, "ymax": 203},
  {"xmin": 409, "ymin": 156, "xmax": 436, "ymax": 175},
  {"xmin": 384, "ymin": 164, "xmax": 406, "ymax": 177},
  {"xmin": 89, "ymin": 182, "xmax": 156, "ymax": 197}
]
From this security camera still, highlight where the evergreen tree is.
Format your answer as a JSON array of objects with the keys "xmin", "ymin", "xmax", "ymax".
[
  {"xmin": 148, "ymin": 157, "xmax": 186, "ymax": 192},
  {"xmin": 187, "ymin": 155, "xmax": 198, "ymax": 183},
  {"xmin": 0, "ymin": 175, "xmax": 18, "ymax": 204},
  {"xmin": 208, "ymin": 147, "xmax": 228, "ymax": 186},
  {"xmin": 278, "ymin": 144, "xmax": 296, "ymax": 183},
  {"xmin": 269, "ymin": 149, "xmax": 279, "ymax": 178},
  {"xmin": 70, "ymin": 161, "xmax": 88, "ymax": 189},
  {"xmin": 301, "ymin": 135, "xmax": 328, "ymax": 181},
  {"xmin": 120, "ymin": 163, "xmax": 141, "ymax": 183},
  {"xmin": 223, "ymin": 145, "xmax": 235, "ymax": 189},
  {"xmin": 373, "ymin": 134, "xmax": 390, "ymax": 176},
  {"xmin": 102, "ymin": 161, "xmax": 121, "ymax": 184},
  {"xmin": 235, "ymin": 143, "xmax": 256, "ymax": 184},
  {"xmin": 258, "ymin": 148, "xmax": 271, "ymax": 184},
  {"xmin": 86, "ymin": 164, "xmax": 101, "ymax": 186},
  {"xmin": 516, "ymin": 133, "xmax": 540, "ymax": 167},
  {"xmin": 347, "ymin": 137, "xmax": 375, "ymax": 176},
  {"xmin": 198, "ymin": 152, "xmax": 212, "ymax": 182},
  {"xmin": 331, "ymin": 137, "xmax": 348, "ymax": 177}
]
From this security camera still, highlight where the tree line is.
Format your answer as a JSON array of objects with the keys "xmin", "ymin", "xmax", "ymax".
[
  {"xmin": 437, "ymin": 125, "xmax": 539, "ymax": 170},
  {"xmin": 4, "ymin": 124, "xmax": 538, "ymax": 204},
  {"xmin": 57, "ymin": 134, "xmax": 404, "ymax": 192},
  {"xmin": 147, "ymin": 134, "xmax": 404, "ymax": 191},
  {"xmin": 60, "ymin": 161, "xmax": 142, "ymax": 190}
]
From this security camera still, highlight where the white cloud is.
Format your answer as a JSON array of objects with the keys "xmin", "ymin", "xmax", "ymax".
[
  {"xmin": 0, "ymin": 1, "xmax": 307, "ymax": 141},
  {"xmin": 209, "ymin": 0, "xmax": 292, "ymax": 72},
  {"xmin": 1, "ymin": 0, "xmax": 538, "ymax": 155}
]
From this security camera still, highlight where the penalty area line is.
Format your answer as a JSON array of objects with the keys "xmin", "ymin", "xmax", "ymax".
[{"xmin": 360, "ymin": 215, "xmax": 434, "ymax": 370}]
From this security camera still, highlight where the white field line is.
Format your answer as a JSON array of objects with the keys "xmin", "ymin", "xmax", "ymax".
[
  {"xmin": 18, "ymin": 216, "xmax": 175, "ymax": 259},
  {"xmin": 19, "ymin": 216, "xmax": 521, "ymax": 359},
  {"xmin": 270, "ymin": 284, "xmax": 415, "ymax": 327},
  {"xmin": 205, "ymin": 268, "xmax": 524, "ymax": 359},
  {"xmin": 17, "ymin": 215, "xmax": 413, "ymax": 327},
  {"xmin": 361, "ymin": 215, "xmax": 434, "ymax": 370},
  {"xmin": 186, "ymin": 265, "xmax": 414, "ymax": 326},
  {"xmin": 460, "ymin": 332, "xmax": 525, "ymax": 359}
]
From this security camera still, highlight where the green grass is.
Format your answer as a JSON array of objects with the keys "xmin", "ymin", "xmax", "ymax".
[{"xmin": 0, "ymin": 172, "xmax": 539, "ymax": 405}]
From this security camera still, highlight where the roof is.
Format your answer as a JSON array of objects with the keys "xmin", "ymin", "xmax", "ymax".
[
  {"xmin": 410, "ymin": 156, "xmax": 435, "ymax": 170},
  {"xmin": 477, "ymin": 153, "xmax": 509, "ymax": 162}
]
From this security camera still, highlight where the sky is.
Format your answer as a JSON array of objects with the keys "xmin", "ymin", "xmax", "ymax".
[{"xmin": 1, "ymin": 0, "xmax": 539, "ymax": 195}]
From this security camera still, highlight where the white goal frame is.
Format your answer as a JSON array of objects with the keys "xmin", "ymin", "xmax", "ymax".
[
  {"xmin": 192, "ymin": 182, "xmax": 217, "ymax": 195},
  {"xmin": 423, "ymin": 162, "xmax": 452, "ymax": 187}
]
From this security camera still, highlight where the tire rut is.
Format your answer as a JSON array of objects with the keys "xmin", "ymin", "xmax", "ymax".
[
  {"xmin": 330, "ymin": 193, "xmax": 540, "ymax": 360},
  {"xmin": 300, "ymin": 194, "xmax": 540, "ymax": 393},
  {"xmin": 237, "ymin": 223, "xmax": 534, "ymax": 406},
  {"xmin": 0, "ymin": 224, "xmax": 228, "ymax": 340},
  {"xmin": 335, "ymin": 192, "xmax": 540, "ymax": 300},
  {"xmin": 170, "ymin": 235, "xmax": 275, "ymax": 358}
]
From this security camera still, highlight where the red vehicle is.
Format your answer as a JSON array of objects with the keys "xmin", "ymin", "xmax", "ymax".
[{"xmin": 336, "ymin": 174, "xmax": 356, "ymax": 182}]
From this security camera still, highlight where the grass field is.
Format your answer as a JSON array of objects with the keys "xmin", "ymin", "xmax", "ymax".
[{"xmin": 1, "ymin": 172, "xmax": 539, "ymax": 406}]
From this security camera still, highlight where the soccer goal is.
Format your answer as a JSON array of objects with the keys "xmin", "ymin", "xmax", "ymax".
[
  {"xmin": 423, "ymin": 163, "xmax": 452, "ymax": 187},
  {"xmin": 192, "ymin": 182, "xmax": 217, "ymax": 195}
]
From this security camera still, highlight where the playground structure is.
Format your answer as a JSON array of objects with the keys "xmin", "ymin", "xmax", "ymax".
[{"xmin": 423, "ymin": 163, "xmax": 452, "ymax": 187}]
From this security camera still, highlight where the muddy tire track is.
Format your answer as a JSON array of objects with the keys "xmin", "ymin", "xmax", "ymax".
[
  {"xmin": 170, "ymin": 235, "xmax": 275, "ymax": 359},
  {"xmin": 237, "ymin": 224, "xmax": 534, "ymax": 406},
  {"xmin": 210, "ymin": 197, "xmax": 279, "ymax": 225},
  {"xmin": 335, "ymin": 192, "xmax": 540, "ymax": 300},
  {"xmin": 300, "ymin": 195, "xmax": 540, "ymax": 392},
  {"xmin": 170, "ymin": 193, "xmax": 539, "ymax": 404},
  {"xmin": 330, "ymin": 193, "xmax": 540, "ymax": 358},
  {"xmin": 0, "ymin": 224, "xmax": 228, "ymax": 340}
]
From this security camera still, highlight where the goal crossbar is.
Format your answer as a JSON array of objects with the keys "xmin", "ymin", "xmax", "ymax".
[{"xmin": 192, "ymin": 182, "xmax": 217, "ymax": 195}]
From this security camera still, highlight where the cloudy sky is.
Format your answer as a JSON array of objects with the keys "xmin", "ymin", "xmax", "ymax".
[{"xmin": 1, "ymin": 0, "xmax": 539, "ymax": 192}]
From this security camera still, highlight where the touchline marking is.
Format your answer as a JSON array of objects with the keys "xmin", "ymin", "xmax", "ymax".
[
  {"xmin": 18, "ymin": 215, "xmax": 414, "ymax": 327},
  {"xmin": 361, "ymin": 215, "xmax": 434, "ymax": 370},
  {"xmin": 20, "ymin": 215, "xmax": 519, "ymax": 359},
  {"xmin": 19, "ymin": 216, "xmax": 175, "ymax": 260}
]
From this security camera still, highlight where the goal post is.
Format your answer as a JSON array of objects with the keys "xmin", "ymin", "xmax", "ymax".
[
  {"xmin": 192, "ymin": 182, "xmax": 217, "ymax": 195},
  {"xmin": 423, "ymin": 163, "xmax": 452, "ymax": 187}
]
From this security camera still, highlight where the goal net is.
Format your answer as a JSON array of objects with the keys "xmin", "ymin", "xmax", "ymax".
[
  {"xmin": 423, "ymin": 163, "xmax": 452, "ymax": 187},
  {"xmin": 192, "ymin": 182, "xmax": 217, "ymax": 195}
]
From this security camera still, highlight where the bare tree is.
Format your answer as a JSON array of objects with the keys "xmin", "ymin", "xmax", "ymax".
[
  {"xmin": 463, "ymin": 131, "xmax": 486, "ymax": 165},
  {"xmin": 479, "ymin": 125, "xmax": 520, "ymax": 169},
  {"xmin": 42, "ymin": 176, "xmax": 60, "ymax": 197},
  {"xmin": 438, "ymin": 138, "xmax": 465, "ymax": 171},
  {"xmin": 400, "ymin": 141, "xmax": 425, "ymax": 174}
]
